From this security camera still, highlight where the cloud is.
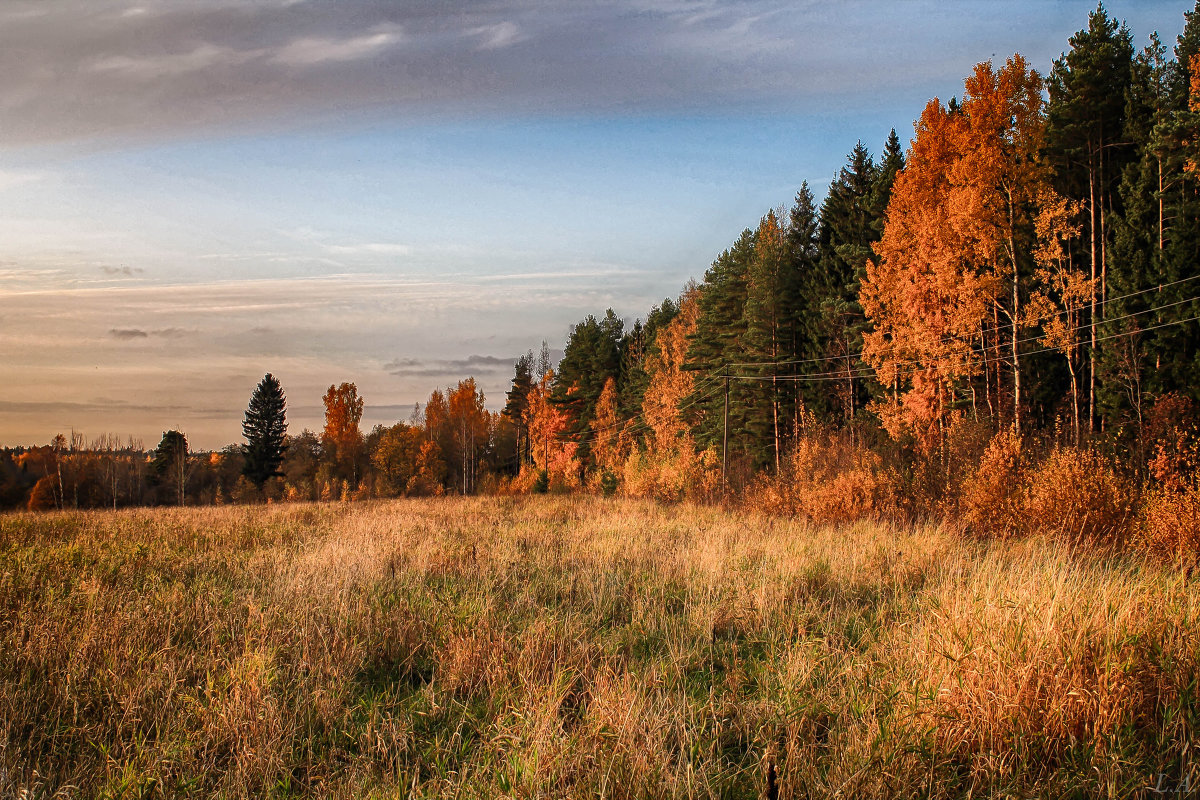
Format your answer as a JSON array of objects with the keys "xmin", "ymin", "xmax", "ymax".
[
  {"xmin": 0, "ymin": 0, "xmax": 1132, "ymax": 148},
  {"xmin": 384, "ymin": 354, "xmax": 515, "ymax": 378},
  {"xmin": 108, "ymin": 326, "xmax": 190, "ymax": 340},
  {"xmin": 100, "ymin": 265, "xmax": 143, "ymax": 276},
  {"xmin": 271, "ymin": 26, "xmax": 403, "ymax": 66},
  {"xmin": 470, "ymin": 21, "xmax": 524, "ymax": 51},
  {"xmin": 108, "ymin": 327, "xmax": 148, "ymax": 339},
  {"xmin": 324, "ymin": 242, "xmax": 412, "ymax": 257}
]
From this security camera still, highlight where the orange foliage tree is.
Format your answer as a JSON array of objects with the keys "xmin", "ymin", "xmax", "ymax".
[
  {"xmin": 588, "ymin": 376, "xmax": 625, "ymax": 479},
  {"xmin": 448, "ymin": 377, "xmax": 488, "ymax": 494},
  {"xmin": 624, "ymin": 288, "xmax": 718, "ymax": 500},
  {"xmin": 862, "ymin": 55, "xmax": 1059, "ymax": 449},
  {"xmin": 525, "ymin": 369, "xmax": 580, "ymax": 489},
  {"xmin": 322, "ymin": 382, "xmax": 364, "ymax": 482}
]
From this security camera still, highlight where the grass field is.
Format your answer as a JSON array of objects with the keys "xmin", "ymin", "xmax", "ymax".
[{"xmin": 2, "ymin": 496, "xmax": 1197, "ymax": 798}]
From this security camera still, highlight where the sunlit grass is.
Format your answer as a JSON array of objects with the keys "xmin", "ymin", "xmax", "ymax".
[{"xmin": 1, "ymin": 497, "xmax": 1195, "ymax": 798}]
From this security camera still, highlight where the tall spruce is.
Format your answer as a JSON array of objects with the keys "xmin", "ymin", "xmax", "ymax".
[
  {"xmin": 818, "ymin": 142, "xmax": 883, "ymax": 424},
  {"xmin": 686, "ymin": 229, "xmax": 756, "ymax": 460},
  {"xmin": 551, "ymin": 309, "xmax": 624, "ymax": 464},
  {"xmin": 242, "ymin": 373, "xmax": 288, "ymax": 487},
  {"xmin": 1104, "ymin": 7, "xmax": 1200, "ymax": 441},
  {"xmin": 502, "ymin": 352, "xmax": 535, "ymax": 468},
  {"xmin": 1045, "ymin": 4, "xmax": 1136, "ymax": 429}
]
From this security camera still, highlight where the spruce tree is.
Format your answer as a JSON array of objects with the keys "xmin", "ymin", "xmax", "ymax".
[
  {"xmin": 503, "ymin": 352, "xmax": 535, "ymax": 468},
  {"xmin": 686, "ymin": 229, "xmax": 756, "ymax": 455},
  {"xmin": 242, "ymin": 373, "xmax": 288, "ymax": 488},
  {"xmin": 1045, "ymin": 4, "xmax": 1136, "ymax": 429}
]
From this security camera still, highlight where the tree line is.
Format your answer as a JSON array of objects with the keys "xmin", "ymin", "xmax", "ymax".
[{"xmin": 4, "ymin": 2, "xmax": 1200, "ymax": 512}]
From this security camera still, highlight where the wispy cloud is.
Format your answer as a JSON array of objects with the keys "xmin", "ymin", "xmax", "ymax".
[
  {"xmin": 385, "ymin": 354, "xmax": 515, "ymax": 378},
  {"xmin": 271, "ymin": 26, "xmax": 404, "ymax": 66},
  {"xmin": 470, "ymin": 21, "xmax": 524, "ymax": 51},
  {"xmin": 0, "ymin": 0, "xmax": 1132, "ymax": 148},
  {"xmin": 108, "ymin": 327, "xmax": 190, "ymax": 340}
]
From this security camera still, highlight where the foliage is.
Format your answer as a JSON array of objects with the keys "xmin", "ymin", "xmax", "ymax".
[{"xmin": 241, "ymin": 373, "xmax": 288, "ymax": 487}]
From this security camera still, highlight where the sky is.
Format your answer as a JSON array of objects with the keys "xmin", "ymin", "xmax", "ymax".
[{"xmin": 0, "ymin": 0, "xmax": 1191, "ymax": 450}]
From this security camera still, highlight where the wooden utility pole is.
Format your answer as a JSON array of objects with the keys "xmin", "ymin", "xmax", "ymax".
[{"xmin": 722, "ymin": 376, "xmax": 729, "ymax": 488}]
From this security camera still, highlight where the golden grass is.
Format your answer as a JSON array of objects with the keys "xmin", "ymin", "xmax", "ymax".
[{"xmin": 1, "ymin": 497, "xmax": 1196, "ymax": 798}]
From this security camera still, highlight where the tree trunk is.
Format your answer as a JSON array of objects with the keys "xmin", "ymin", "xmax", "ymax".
[{"xmin": 1088, "ymin": 148, "xmax": 1098, "ymax": 433}]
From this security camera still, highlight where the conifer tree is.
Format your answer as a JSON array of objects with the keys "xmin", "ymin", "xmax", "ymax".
[
  {"xmin": 242, "ymin": 373, "xmax": 288, "ymax": 488},
  {"xmin": 1045, "ymin": 4, "xmax": 1136, "ymax": 428},
  {"xmin": 503, "ymin": 352, "xmax": 534, "ymax": 467}
]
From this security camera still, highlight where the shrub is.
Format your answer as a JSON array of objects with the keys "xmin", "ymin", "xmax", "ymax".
[
  {"xmin": 231, "ymin": 475, "xmax": 262, "ymax": 504},
  {"xmin": 599, "ymin": 469, "xmax": 619, "ymax": 497},
  {"xmin": 1024, "ymin": 446, "xmax": 1132, "ymax": 546},
  {"xmin": 960, "ymin": 429, "xmax": 1027, "ymax": 539},
  {"xmin": 745, "ymin": 430, "xmax": 900, "ymax": 524},
  {"xmin": 1140, "ymin": 486, "xmax": 1200, "ymax": 563}
]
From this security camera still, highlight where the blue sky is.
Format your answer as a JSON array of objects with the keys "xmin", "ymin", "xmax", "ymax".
[{"xmin": 0, "ymin": 0, "xmax": 1190, "ymax": 448}]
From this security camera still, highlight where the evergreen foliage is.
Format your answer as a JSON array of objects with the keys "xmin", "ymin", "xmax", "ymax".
[{"xmin": 242, "ymin": 373, "xmax": 288, "ymax": 488}]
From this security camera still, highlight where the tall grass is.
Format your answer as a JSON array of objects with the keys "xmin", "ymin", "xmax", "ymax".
[{"xmin": 1, "ymin": 497, "xmax": 1196, "ymax": 797}]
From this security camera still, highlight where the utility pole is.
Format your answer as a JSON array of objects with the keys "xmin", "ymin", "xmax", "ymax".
[{"xmin": 722, "ymin": 375, "xmax": 729, "ymax": 489}]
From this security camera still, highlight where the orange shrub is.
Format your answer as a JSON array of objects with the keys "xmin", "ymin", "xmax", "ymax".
[
  {"xmin": 1024, "ymin": 446, "xmax": 1132, "ymax": 546},
  {"xmin": 1140, "ymin": 486, "xmax": 1200, "ymax": 562},
  {"xmin": 746, "ymin": 431, "xmax": 900, "ymax": 524},
  {"xmin": 960, "ymin": 429, "xmax": 1027, "ymax": 539},
  {"xmin": 621, "ymin": 442, "xmax": 719, "ymax": 503}
]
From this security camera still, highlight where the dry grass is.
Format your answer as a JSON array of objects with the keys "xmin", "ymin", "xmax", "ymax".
[{"xmin": 1, "ymin": 497, "xmax": 1196, "ymax": 798}]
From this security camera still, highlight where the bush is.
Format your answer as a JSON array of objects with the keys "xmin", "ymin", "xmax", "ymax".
[
  {"xmin": 532, "ymin": 469, "xmax": 550, "ymax": 494},
  {"xmin": 960, "ymin": 430, "xmax": 1027, "ymax": 539},
  {"xmin": 231, "ymin": 476, "xmax": 262, "ymax": 504},
  {"xmin": 1140, "ymin": 485, "xmax": 1200, "ymax": 563},
  {"xmin": 1024, "ymin": 446, "xmax": 1132, "ymax": 546},
  {"xmin": 744, "ymin": 430, "xmax": 900, "ymax": 524},
  {"xmin": 599, "ymin": 469, "xmax": 619, "ymax": 497}
]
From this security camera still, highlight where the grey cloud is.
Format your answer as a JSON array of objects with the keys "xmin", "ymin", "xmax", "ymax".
[
  {"xmin": 101, "ymin": 265, "xmax": 144, "ymax": 276},
  {"xmin": 109, "ymin": 327, "xmax": 148, "ymax": 339},
  {"xmin": 0, "ymin": 0, "xmax": 1081, "ymax": 148},
  {"xmin": 108, "ymin": 326, "xmax": 190, "ymax": 340},
  {"xmin": 0, "ymin": 398, "xmax": 192, "ymax": 415},
  {"xmin": 385, "ymin": 354, "xmax": 514, "ymax": 378}
]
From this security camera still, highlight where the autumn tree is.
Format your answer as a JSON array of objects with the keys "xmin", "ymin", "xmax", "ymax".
[
  {"xmin": 1028, "ymin": 191, "xmax": 1090, "ymax": 442},
  {"xmin": 862, "ymin": 55, "xmax": 1057, "ymax": 448},
  {"xmin": 241, "ymin": 373, "xmax": 288, "ymax": 487},
  {"xmin": 448, "ymin": 377, "xmax": 488, "ymax": 494},
  {"xmin": 371, "ymin": 422, "xmax": 423, "ymax": 495},
  {"xmin": 626, "ymin": 289, "xmax": 718, "ymax": 500},
  {"xmin": 322, "ymin": 382, "xmax": 364, "ymax": 484},
  {"xmin": 589, "ymin": 376, "xmax": 624, "ymax": 478},
  {"xmin": 526, "ymin": 368, "xmax": 579, "ymax": 488}
]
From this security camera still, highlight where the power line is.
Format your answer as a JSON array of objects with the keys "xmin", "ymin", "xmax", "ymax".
[{"xmin": 719, "ymin": 273, "xmax": 1200, "ymax": 371}]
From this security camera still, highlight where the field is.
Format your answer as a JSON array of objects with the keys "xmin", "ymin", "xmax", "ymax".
[{"xmin": 2, "ymin": 497, "xmax": 1197, "ymax": 798}]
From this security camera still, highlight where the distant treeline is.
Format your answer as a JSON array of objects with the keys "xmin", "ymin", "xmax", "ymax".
[{"xmin": 6, "ymin": 5, "xmax": 1200, "ymax": 555}]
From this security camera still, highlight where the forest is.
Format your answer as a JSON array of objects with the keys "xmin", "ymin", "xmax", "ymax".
[{"xmin": 5, "ymin": 3, "xmax": 1200, "ymax": 557}]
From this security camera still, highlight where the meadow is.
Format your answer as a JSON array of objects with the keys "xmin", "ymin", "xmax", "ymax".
[{"xmin": 1, "ymin": 496, "xmax": 1197, "ymax": 798}]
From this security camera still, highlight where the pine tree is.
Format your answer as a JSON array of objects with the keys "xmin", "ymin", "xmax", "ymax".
[
  {"xmin": 815, "ymin": 141, "xmax": 887, "ymax": 424},
  {"xmin": 1045, "ymin": 4, "xmax": 1136, "ymax": 429},
  {"xmin": 686, "ymin": 229, "xmax": 755, "ymax": 457},
  {"xmin": 242, "ymin": 373, "xmax": 288, "ymax": 488},
  {"xmin": 1103, "ymin": 9, "xmax": 1200, "ymax": 440},
  {"xmin": 743, "ymin": 210, "xmax": 788, "ymax": 471},
  {"xmin": 551, "ymin": 309, "xmax": 624, "ymax": 464},
  {"xmin": 502, "ymin": 352, "xmax": 534, "ymax": 468}
]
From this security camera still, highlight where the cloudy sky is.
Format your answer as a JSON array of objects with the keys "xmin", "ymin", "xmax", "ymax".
[{"xmin": 0, "ymin": 0, "xmax": 1189, "ymax": 449}]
